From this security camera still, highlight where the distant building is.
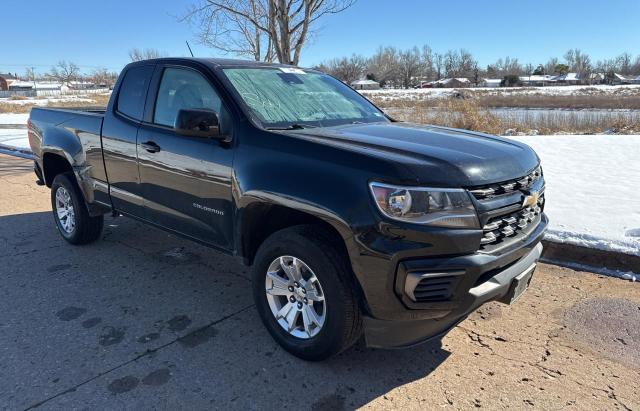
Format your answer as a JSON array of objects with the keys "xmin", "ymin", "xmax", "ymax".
[
  {"xmin": 589, "ymin": 73, "xmax": 605, "ymax": 84},
  {"xmin": 0, "ymin": 73, "xmax": 18, "ymax": 91},
  {"xmin": 607, "ymin": 73, "xmax": 632, "ymax": 85},
  {"xmin": 479, "ymin": 78, "xmax": 501, "ymax": 88},
  {"xmin": 519, "ymin": 75, "xmax": 556, "ymax": 87},
  {"xmin": 7, "ymin": 81, "xmax": 34, "ymax": 91},
  {"xmin": 427, "ymin": 78, "xmax": 471, "ymax": 88},
  {"xmin": 8, "ymin": 81, "xmax": 65, "ymax": 92},
  {"xmin": 554, "ymin": 72, "xmax": 583, "ymax": 84},
  {"xmin": 68, "ymin": 81, "xmax": 96, "ymax": 90},
  {"xmin": 350, "ymin": 79, "xmax": 380, "ymax": 90}
]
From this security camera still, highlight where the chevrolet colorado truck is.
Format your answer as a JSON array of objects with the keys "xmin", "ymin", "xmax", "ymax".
[{"xmin": 28, "ymin": 58, "xmax": 547, "ymax": 360}]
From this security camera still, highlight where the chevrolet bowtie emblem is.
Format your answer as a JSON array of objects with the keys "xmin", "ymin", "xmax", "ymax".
[{"xmin": 522, "ymin": 191, "xmax": 540, "ymax": 207}]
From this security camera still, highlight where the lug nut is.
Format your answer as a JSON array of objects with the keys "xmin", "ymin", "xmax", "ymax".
[
  {"xmin": 288, "ymin": 286, "xmax": 294, "ymax": 292},
  {"xmin": 289, "ymin": 296, "xmax": 296, "ymax": 303},
  {"xmin": 303, "ymin": 297, "xmax": 308, "ymax": 304},
  {"xmin": 301, "ymin": 287, "xmax": 306, "ymax": 294},
  {"xmin": 294, "ymin": 282, "xmax": 300, "ymax": 288},
  {"xmin": 297, "ymin": 302, "xmax": 303, "ymax": 309}
]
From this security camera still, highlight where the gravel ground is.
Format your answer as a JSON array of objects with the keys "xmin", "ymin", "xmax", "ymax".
[{"xmin": 0, "ymin": 153, "xmax": 638, "ymax": 410}]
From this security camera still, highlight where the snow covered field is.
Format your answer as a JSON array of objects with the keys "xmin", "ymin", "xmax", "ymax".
[
  {"xmin": 361, "ymin": 84, "xmax": 640, "ymax": 101},
  {"xmin": 0, "ymin": 111, "xmax": 638, "ymax": 258},
  {"xmin": 0, "ymin": 114, "xmax": 29, "ymax": 151},
  {"xmin": 0, "ymin": 129, "xmax": 29, "ymax": 150},
  {"xmin": 0, "ymin": 113, "xmax": 28, "ymax": 125},
  {"xmin": 511, "ymin": 135, "xmax": 640, "ymax": 256}
]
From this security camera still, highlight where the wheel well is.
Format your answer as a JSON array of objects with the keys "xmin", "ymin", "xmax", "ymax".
[
  {"xmin": 241, "ymin": 204, "xmax": 370, "ymax": 313},
  {"xmin": 241, "ymin": 204, "xmax": 348, "ymax": 265},
  {"xmin": 42, "ymin": 153, "xmax": 72, "ymax": 187}
]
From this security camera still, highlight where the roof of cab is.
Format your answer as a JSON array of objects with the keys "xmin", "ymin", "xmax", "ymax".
[{"xmin": 127, "ymin": 57, "xmax": 299, "ymax": 70}]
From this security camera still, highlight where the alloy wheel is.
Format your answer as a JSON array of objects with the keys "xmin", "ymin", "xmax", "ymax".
[
  {"xmin": 265, "ymin": 256, "xmax": 326, "ymax": 338},
  {"xmin": 55, "ymin": 186, "xmax": 76, "ymax": 234}
]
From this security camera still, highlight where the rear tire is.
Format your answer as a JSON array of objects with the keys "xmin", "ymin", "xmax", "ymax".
[
  {"xmin": 51, "ymin": 172, "xmax": 103, "ymax": 245},
  {"xmin": 252, "ymin": 225, "xmax": 362, "ymax": 361}
]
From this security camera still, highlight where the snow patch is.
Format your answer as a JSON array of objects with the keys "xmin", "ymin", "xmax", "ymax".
[
  {"xmin": 360, "ymin": 84, "xmax": 640, "ymax": 101},
  {"xmin": 0, "ymin": 113, "xmax": 29, "ymax": 125},
  {"xmin": 0, "ymin": 129, "xmax": 29, "ymax": 149},
  {"xmin": 510, "ymin": 134, "xmax": 640, "ymax": 256}
]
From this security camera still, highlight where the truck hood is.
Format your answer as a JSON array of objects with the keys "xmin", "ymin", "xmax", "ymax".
[{"xmin": 290, "ymin": 122, "xmax": 540, "ymax": 186}]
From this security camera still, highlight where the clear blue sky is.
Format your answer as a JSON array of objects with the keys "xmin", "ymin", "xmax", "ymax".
[{"xmin": 2, "ymin": 0, "xmax": 639, "ymax": 75}]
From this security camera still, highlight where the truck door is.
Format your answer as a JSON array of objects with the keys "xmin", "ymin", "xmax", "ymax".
[
  {"xmin": 136, "ymin": 65, "xmax": 234, "ymax": 250},
  {"xmin": 101, "ymin": 64, "xmax": 155, "ymax": 217}
]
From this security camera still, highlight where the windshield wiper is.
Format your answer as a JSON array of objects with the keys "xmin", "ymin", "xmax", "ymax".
[{"xmin": 266, "ymin": 123, "xmax": 318, "ymax": 130}]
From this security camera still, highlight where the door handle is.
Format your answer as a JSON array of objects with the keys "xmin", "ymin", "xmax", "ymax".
[{"xmin": 141, "ymin": 141, "xmax": 161, "ymax": 153}]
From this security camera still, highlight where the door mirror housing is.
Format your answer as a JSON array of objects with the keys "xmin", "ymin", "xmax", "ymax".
[{"xmin": 175, "ymin": 108, "xmax": 227, "ymax": 140}]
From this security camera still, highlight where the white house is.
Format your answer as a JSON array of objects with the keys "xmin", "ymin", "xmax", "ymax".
[
  {"xmin": 554, "ymin": 72, "xmax": 582, "ymax": 84},
  {"xmin": 589, "ymin": 73, "xmax": 605, "ymax": 84},
  {"xmin": 8, "ymin": 81, "xmax": 35, "ymax": 91},
  {"xmin": 68, "ymin": 81, "xmax": 96, "ymax": 90},
  {"xmin": 479, "ymin": 78, "xmax": 501, "ymax": 88},
  {"xmin": 350, "ymin": 79, "xmax": 380, "ymax": 90},
  {"xmin": 519, "ymin": 75, "xmax": 556, "ymax": 86}
]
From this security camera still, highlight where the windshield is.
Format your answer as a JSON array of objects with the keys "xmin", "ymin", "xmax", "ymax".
[{"xmin": 222, "ymin": 67, "xmax": 388, "ymax": 129}]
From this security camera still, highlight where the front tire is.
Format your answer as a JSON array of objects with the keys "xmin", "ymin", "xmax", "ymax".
[
  {"xmin": 51, "ymin": 172, "xmax": 103, "ymax": 245},
  {"xmin": 252, "ymin": 225, "xmax": 362, "ymax": 361}
]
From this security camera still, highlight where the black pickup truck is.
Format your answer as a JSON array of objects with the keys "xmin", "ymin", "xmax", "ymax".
[{"xmin": 28, "ymin": 58, "xmax": 547, "ymax": 360}]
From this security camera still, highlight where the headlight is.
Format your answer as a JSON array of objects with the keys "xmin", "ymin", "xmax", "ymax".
[{"xmin": 369, "ymin": 182, "xmax": 479, "ymax": 228}]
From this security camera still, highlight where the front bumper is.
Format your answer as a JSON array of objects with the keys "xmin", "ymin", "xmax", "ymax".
[
  {"xmin": 356, "ymin": 213, "xmax": 547, "ymax": 349},
  {"xmin": 363, "ymin": 242, "xmax": 542, "ymax": 348}
]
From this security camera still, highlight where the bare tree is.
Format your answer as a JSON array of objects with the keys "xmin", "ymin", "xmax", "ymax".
[
  {"xmin": 318, "ymin": 54, "xmax": 367, "ymax": 84},
  {"xmin": 544, "ymin": 57, "xmax": 559, "ymax": 76},
  {"xmin": 368, "ymin": 46, "xmax": 399, "ymax": 87},
  {"xmin": 128, "ymin": 48, "xmax": 166, "ymax": 62},
  {"xmin": 49, "ymin": 61, "xmax": 80, "ymax": 85},
  {"xmin": 182, "ymin": 0, "xmax": 356, "ymax": 65},
  {"xmin": 90, "ymin": 68, "xmax": 118, "ymax": 87},
  {"xmin": 457, "ymin": 49, "xmax": 477, "ymax": 78},
  {"xmin": 398, "ymin": 47, "xmax": 421, "ymax": 88},
  {"xmin": 617, "ymin": 52, "xmax": 633, "ymax": 75},
  {"xmin": 488, "ymin": 56, "xmax": 523, "ymax": 77},
  {"xmin": 631, "ymin": 55, "xmax": 640, "ymax": 76},
  {"xmin": 441, "ymin": 49, "xmax": 477, "ymax": 78},
  {"xmin": 183, "ymin": 0, "xmax": 274, "ymax": 61},
  {"xmin": 24, "ymin": 67, "xmax": 36, "ymax": 82},
  {"xmin": 433, "ymin": 52, "xmax": 444, "ymax": 80},
  {"xmin": 420, "ymin": 45, "xmax": 435, "ymax": 81},
  {"xmin": 564, "ymin": 48, "xmax": 591, "ymax": 74}
]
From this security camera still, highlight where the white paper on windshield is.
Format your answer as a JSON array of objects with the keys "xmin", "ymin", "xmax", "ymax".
[{"xmin": 280, "ymin": 67, "xmax": 306, "ymax": 74}]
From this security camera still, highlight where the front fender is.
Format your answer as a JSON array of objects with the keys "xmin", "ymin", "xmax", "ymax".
[{"xmin": 236, "ymin": 190, "xmax": 355, "ymax": 242}]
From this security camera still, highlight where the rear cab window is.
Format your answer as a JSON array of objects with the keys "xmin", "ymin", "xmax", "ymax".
[{"xmin": 116, "ymin": 65, "xmax": 154, "ymax": 121}]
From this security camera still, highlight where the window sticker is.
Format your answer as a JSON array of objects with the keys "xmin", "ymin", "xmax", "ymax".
[{"xmin": 280, "ymin": 67, "xmax": 306, "ymax": 74}]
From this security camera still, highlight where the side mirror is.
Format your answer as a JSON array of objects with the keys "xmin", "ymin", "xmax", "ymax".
[{"xmin": 175, "ymin": 108, "xmax": 225, "ymax": 140}]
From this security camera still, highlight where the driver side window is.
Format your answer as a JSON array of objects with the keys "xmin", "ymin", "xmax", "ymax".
[{"xmin": 154, "ymin": 67, "xmax": 224, "ymax": 129}]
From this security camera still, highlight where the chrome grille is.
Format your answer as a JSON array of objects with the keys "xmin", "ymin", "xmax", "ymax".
[
  {"xmin": 470, "ymin": 166, "xmax": 543, "ymax": 200},
  {"xmin": 480, "ymin": 195, "xmax": 545, "ymax": 247}
]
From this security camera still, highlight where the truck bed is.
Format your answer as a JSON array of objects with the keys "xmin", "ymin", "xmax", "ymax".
[{"xmin": 28, "ymin": 106, "xmax": 107, "ymax": 182}]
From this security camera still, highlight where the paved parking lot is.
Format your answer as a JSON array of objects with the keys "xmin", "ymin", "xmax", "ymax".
[{"xmin": 1, "ymin": 153, "xmax": 638, "ymax": 410}]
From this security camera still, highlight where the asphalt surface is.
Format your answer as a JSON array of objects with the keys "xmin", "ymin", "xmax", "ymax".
[{"xmin": 0, "ymin": 153, "xmax": 638, "ymax": 410}]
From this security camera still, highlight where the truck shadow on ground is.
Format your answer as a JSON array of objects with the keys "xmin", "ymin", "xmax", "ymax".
[
  {"xmin": 0, "ymin": 153, "xmax": 33, "ymax": 177},
  {"xmin": 1, "ymin": 211, "xmax": 451, "ymax": 409}
]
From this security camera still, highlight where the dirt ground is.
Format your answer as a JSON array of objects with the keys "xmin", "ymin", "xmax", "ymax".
[{"xmin": 0, "ymin": 153, "xmax": 638, "ymax": 410}]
